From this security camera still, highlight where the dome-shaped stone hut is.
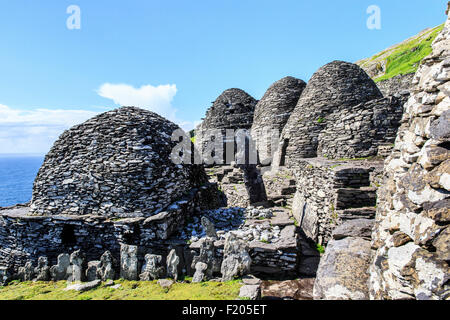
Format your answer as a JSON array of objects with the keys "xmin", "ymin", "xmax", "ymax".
[
  {"xmin": 272, "ymin": 61, "xmax": 404, "ymax": 168},
  {"xmin": 251, "ymin": 76, "xmax": 306, "ymax": 165},
  {"xmin": 31, "ymin": 106, "xmax": 207, "ymax": 217},
  {"xmin": 195, "ymin": 88, "xmax": 257, "ymax": 163}
]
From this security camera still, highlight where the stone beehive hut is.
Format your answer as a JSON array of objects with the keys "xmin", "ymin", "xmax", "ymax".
[
  {"xmin": 273, "ymin": 61, "xmax": 403, "ymax": 168},
  {"xmin": 31, "ymin": 106, "xmax": 207, "ymax": 218},
  {"xmin": 251, "ymin": 76, "xmax": 306, "ymax": 165},
  {"xmin": 195, "ymin": 88, "xmax": 257, "ymax": 162}
]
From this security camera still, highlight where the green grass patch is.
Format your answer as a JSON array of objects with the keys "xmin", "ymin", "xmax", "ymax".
[
  {"xmin": 0, "ymin": 279, "xmax": 242, "ymax": 300},
  {"xmin": 375, "ymin": 24, "xmax": 444, "ymax": 82},
  {"xmin": 316, "ymin": 244, "xmax": 325, "ymax": 254}
]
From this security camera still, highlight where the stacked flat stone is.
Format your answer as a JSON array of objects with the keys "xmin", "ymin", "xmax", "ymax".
[
  {"xmin": 251, "ymin": 76, "xmax": 306, "ymax": 165},
  {"xmin": 30, "ymin": 106, "xmax": 206, "ymax": 217},
  {"xmin": 369, "ymin": 11, "xmax": 450, "ymax": 300},
  {"xmin": 273, "ymin": 61, "xmax": 393, "ymax": 167},
  {"xmin": 195, "ymin": 88, "xmax": 257, "ymax": 160}
]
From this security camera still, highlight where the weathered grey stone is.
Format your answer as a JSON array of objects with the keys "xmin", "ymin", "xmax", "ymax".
[
  {"xmin": 221, "ymin": 233, "xmax": 251, "ymax": 281},
  {"xmin": 34, "ymin": 256, "xmax": 50, "ymax": 281},
  {"xmin": 191, "ymin": 238, "xmax": 220, "ymax": 280},
  {"xmin": 166, "ymin": 249, "xmax": 180, "ymax": 281},
  {"xmin": 18, "ymin": 261, "xmax": 34, "ymax": 282},
  {"xmin": 239, "ymin": 285, "xmax": 261, "ymax": 300},
  {"xmin": 157, "ymin": 279, "xmax": 174, "ymax": 289},
  {"xmin": 332, "ymin": 219, "xmax": 374, "ymax": 240},
  {"xmin": 0, "ymin": 267, "xmax": 11, "ymax": 286},
  {"xmin": 120, "ymin": 244, "xmax": 139, "ymax": 280},
  {"xmin": 50, "ymin": 253, "xmax": 70, "ymax": 281},
  {"xmin": 201, "ymin": 216, "xmax": 217, "ymax": 238},
  {"xmin": 86, "ymin": 261, "xmax": 101, "ymax": 282},
  {"xmin": 64, "ymin": 280, "xmax": 101, "ymax": 292},
  {"xmin": 98, "ymin": 251, "xmax": 116, "ymax": 281},
  {"xmin": 139, "ymin": 254, "xmax": 165, "ymax": 281},
  {"xmin": 313, "ymin": 237, "xmax": 372, "ymax": 300},
  {"xmin": 261, "ymin": 278, "xmax": 315, "ymax": 300},
  {"xmin": 192, "ymin": 262, "xmax": 208, "ymax": 283},
  {"xmin": 67, "ymin": 250, "xmax": 85, "ymax": 282}
]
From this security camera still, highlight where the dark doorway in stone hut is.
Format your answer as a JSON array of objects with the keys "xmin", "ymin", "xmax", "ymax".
[{"xmin": 61, "ymin": 225, "xmax": 76, "ymax": 245}]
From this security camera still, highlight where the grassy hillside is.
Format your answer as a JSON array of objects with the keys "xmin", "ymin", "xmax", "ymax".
[
  {"xmin": 0, "ymin": 279, "xmax": 242, "ymax": 300},
  {"xmin": 357, "ymin": 24, "xmax": 444, "ymax": 82}
]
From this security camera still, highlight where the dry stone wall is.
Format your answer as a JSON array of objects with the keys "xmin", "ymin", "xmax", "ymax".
[{"xmin": 369, "ymin": 11, "xmax": 450, "ymax": 300}]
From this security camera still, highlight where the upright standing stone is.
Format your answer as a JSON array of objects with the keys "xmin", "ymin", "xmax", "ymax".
[
  {"xmin": 201, "ymin": 216, "xmax": 217, "ymax": 238},
  {"xmin": 50, "ymin": 253, "xmax": 70, "ymax": 281},
  {"xmin": 166, "ymin": 249, "xmax": 180, "ymax": 281},
  {"xmin": 0, "ymin": 267, "xmax": 11, "ymax": 286},
  {"xmin": 221, "ymin": 233, "xmax": 252, "ymax": 281},
  {"xmin": 191, "ymin": 238, "xmax": 220, "ymax": 280},
  {"xmin": 34, "ymin": 256, "xmax": 50, "ymax": 281},
  {"xmin": 17, "ymin": 261, "xmax": 34, "ymax": 282},
  {"xmin": 98, "ymin": 250, "xmax": 116, "ymax": 281},
  {"xmin": 139, "ymin": 254, "xmax": 165, "ymax": 281},
  {"xmin": 120, "ymin": 244, "xmax": 139, "ymax": 280},
  {"xmin": 192, "ymin": 262, "xmax": 208, "ymax": 283},
  {"xmin": 67, "ymin": 250, "xmax": 85, "ymax": 282},
  {"xmin": 86, "ymin": 261, "xmax": 101, "ymax": 282}
]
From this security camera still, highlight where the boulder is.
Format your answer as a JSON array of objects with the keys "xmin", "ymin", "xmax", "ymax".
[
  {"xmin": 64, "ymin": 280, "xmax": 101, "ymax": 292},
  {"xmin": 313, "ymin": 237, "xmax": 372, "ymax": 300},
  {"xmin": 239, "ymin": 285, "xmax": 261, "ymax": 300}
]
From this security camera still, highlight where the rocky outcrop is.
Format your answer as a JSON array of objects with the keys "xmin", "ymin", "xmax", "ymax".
[
  {"xmin": 369, "ymin": 10, "xmax": 450, "ymax": 300},
  {"xmin": 31, "ymin": 106, "xmax": 207, "ymax": 218},
  {"xmin": 251, "ymin": 77, "xmax": 306, "ymax": 165}
]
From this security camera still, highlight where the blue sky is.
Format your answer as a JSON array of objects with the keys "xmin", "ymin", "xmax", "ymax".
[{"xmin": 0, "ymin": 0, "xmax": 447, "ymax": 154}]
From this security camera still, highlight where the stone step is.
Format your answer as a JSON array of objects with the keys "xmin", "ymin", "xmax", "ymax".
[
  {"xmin": 336, "ymin": 207, "xmax": 376, "ymax": 220},
  {"xmin": 281, "ymin": 187, "xmax": 296, "ymax": 195},
  {"xmin": 335, "ymin": 187, "xmax": 377, "ymax": 209}
]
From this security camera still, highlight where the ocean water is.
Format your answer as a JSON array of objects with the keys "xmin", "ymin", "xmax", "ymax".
[{"xmin": 0, "ymin": 155, "xmax": 44, "ymax": 207}]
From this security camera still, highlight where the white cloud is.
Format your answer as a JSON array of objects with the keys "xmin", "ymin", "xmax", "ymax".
[
  {"xmin": 0, "ymin": 82, "xmax": 199, "ymax": 155},
  {"xmin": 0, "ymin": 104, "xmax": 98, "ymax": 154},
  {"xmin": 97, "ymin": 83, "xmax": 178, "ymax": 120},
  {"xmin": 97, "ymin": 83, "xmax": 197, "ymax": 132}
]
